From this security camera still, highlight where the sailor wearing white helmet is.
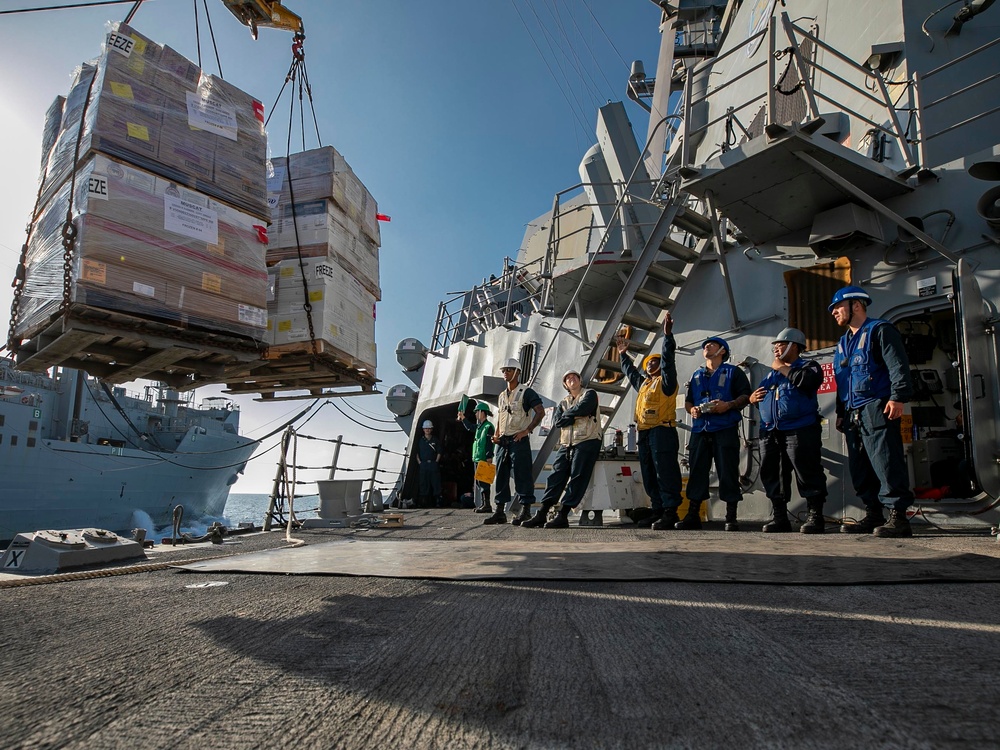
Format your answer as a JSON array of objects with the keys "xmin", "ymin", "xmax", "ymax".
[
  {"xmin": 679, "ymin": 332, "xmax": 752, "ymax": 531},
  {"xmin": 521, "ymin": 368, "xmax": 602, "ymax": 529},
  {"xmin": 483, "ymin": 357, "xmax": 545, "ymax": 525},
  {"xmin": 614, "ymin": 312, "xmax": 684, "ymax": 530},
  {"xmin": 416, "ymin": 419, "xmax": 444, "ymax": 508},
  {"xmin": 829, "ymin": 285, "xmax": 914, "ymax": 537},
  {"xmin": 749, "ymin": 327, "xmax": 828, "ymax": 533}
]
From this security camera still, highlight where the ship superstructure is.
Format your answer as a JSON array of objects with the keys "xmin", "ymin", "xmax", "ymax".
[{"xmin": 390, "ymin": 0, "xmax": 1000, "ymax": 529}]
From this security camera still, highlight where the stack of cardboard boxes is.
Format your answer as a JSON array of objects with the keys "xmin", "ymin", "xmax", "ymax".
[
  {"xmin": 17, "ymin": 23, "xmax": 270, "ymax": 343},
  {"xmin": 265, "ymin": 146, "xmax": 380, "ymax": 376}
]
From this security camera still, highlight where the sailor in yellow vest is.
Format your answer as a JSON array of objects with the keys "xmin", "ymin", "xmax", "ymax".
[
  {"xmin": 615, "ymin": 313, "xmax": 683, "ymax": 529},
  {"xmin": 521, "ymin": 369, "xmax": 602, "ymax": 528},
  {"xmin": 483, "ymin": 358, "xmax": 546, "ymax": 525}
]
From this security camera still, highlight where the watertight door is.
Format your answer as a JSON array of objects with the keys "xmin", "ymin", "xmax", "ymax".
[{"xmin": 953, "ymin": 259, "xmax": 1000, "ymax": 499}]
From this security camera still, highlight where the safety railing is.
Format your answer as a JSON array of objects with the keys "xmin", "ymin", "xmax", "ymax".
[{"xmin": 680, "ymin": 12, "xmax": 919, "ymax": 171}]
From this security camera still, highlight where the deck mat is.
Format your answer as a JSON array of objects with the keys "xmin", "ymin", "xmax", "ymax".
[{"xmin": 175, "ymin": 536, "xmax": 1000, "ymax": 584}]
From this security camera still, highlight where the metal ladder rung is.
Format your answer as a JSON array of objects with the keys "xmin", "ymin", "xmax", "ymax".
[
  {"xmin": 658, "ymin": 236, "xmax": 699, "ymax": 262},
  {"xmin": 621, "ymin": 312, "xmax": 660, "ymax": 332},
  {"xmin": 590, "ymin": 381, "xmax": 629, "ymax": 396},
  {"xmin": 599, "ymin": 405, "xmax": 617, "ymax": 416},
  {"xmin": 596, "ymin": 357, "xmax": 623, "ymax": 373},
  {"xmin": 633, "ymin": 287, "xmax": 673, "ymax": 308},
  {"xmin": 645, "ymin": 263, "xmax": 686, "ymax": 286},
  {"xmin": 672, "ymin": 205, "xmax": 713, "ymax": 238}
]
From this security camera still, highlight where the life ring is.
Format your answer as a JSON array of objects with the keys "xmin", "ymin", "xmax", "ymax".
[{"xmin": 20, "ymin": 395, "xmax": 30, "ymax": 404}]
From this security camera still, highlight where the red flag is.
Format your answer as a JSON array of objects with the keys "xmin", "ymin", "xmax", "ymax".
[{"xmin": 376, "ymin": 213, "xmax": 391, "ymax": 222}]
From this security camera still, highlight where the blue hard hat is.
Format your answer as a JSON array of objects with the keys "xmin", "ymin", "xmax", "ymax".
[
  {"xmin": 828, "ymin": 285, "xmax": 872, "ymax": 312},
  {"xmin": 702, "ymin": 336, "xmax": 730, "ymax": 361}
]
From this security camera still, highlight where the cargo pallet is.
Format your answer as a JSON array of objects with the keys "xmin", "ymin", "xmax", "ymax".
[
  {"xmin": 13, "ymin": 303, "xmax": 265, "ymax": 390},
  {"xmin": 224, "ymin": 339, "xmax": 378, "ymax": 400}
]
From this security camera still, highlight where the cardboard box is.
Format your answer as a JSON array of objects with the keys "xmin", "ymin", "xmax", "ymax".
[
  {"xmin": 17, "ymin": 154, "xmax": 268, "ymax": 340},
  {"xmin": 268, "ymin": 256, "xmax": 376, "ymax": 372}
]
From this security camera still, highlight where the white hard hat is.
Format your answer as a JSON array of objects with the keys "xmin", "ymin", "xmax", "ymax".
[
  {"xmin": 422, "ymin": 420, "xmax": 433, "ymax": 429},
  {"xmin": 499, "ymin": 358, "xmax": 521, "ymax": 372},
  {"xmin": 562, "ymin": 369, "xmax": 581, "ymax": 381}
]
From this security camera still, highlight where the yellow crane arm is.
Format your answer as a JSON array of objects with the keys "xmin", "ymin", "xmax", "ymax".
[{"xmin": 220, "ymin": 0, "xmax": 303, "ymax": 37}]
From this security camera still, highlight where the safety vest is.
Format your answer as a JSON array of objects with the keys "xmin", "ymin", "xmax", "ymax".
[
  {"xmin": 497, "ymin": 385, "xmax": 533, "ymax": 436},
  {"xmin": 559, "ymin": 390, "xmax": 602, "ymax": 446},
  {"xmin": 472, "ymin": 420, "xmax": 494, "ymax": 462},
  {"xmin": 690, "ymin": 363, "xmax": 742, "ymax": 432},
  {"xmin": 634, "ymin": 375, "xmax": 677, "ymax": 431},
  {"xmin": 758, "ymin": 359, "xmax": 820, "ymax": 431},
  {"xmin": 834, "ymin": 318, "xmax": 892, "ymax": 409}
]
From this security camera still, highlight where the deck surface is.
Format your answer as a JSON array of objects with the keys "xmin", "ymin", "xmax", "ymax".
[{"xmin": 3, "ymin": 509, "xmax": 1000, "ymax": 749}]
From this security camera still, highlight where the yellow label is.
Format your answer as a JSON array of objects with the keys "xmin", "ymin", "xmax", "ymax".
[
  {"xmin": 308, "ymin": 290, "xmax": 323, "ymax": 303},
  {"xmin": 81, "ymin": 259, "xmax": 107, "ymax": 284},
  {"xmin": 279, "ymin": 267, "xmax": 296, "ymax": 277},
  {"xmin": 207, "ymin": 238, "xmax": 225, "ymax": 256},
  {"xmin": 110, "ymin": 82, "xmax": 134, "ymax": 99},
  {"xmin": 202, "ymin": 272, "xmax": 222, "ymax": 294},
  {"xmin": 126, "ymin": 123, "xmax": 149, "ymax": 141},
  {"xmin": 899, "ymin": 413, "xmax": 913, "ymax": 444},
  {"xmin": 277, "ymin": 319, "xmax": 293, "ymax": 332},
  {"xmin": 133, "ymin": 38, "xmax": 147, "ymax": 54}
]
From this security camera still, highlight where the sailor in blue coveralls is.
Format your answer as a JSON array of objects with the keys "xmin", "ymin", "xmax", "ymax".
[
  {"xmin": 678, "ymin": 336, "xmax": 751, "ymax": 531},
  {"xmin": 749, "ymin": 327, "xmax": 828, "ymax": 533},
  {"xmin": 829, "ymin": 286, "xmax": 914, "ymax": 537}
]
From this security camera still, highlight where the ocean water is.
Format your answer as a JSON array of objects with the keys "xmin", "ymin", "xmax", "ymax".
[
  {"xmin": 130, "ymin": 493, "xmax": 319, "ymax": 542},
  {"xmin": 223, "ymin": 493, "xmax": 320, "ymax": 525}
]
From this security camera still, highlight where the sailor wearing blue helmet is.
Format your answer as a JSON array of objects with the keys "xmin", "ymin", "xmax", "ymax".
[
  {"xmin": 678, "ymin": 333, "xmax": 752, "ymax": 531},
  {"xmin": 829, "ymin": 285, "xmax": 914, "ymax": 537}
]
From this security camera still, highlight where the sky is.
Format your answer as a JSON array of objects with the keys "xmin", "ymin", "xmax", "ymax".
[{"xmin": 0, "ymin": 0, "xmax": 663, "ymax": 495}]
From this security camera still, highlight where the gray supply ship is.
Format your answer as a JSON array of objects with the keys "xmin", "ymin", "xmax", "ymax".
[
  {"xmin": 388, "ymin": 0, "xmax": 1000, "ymax": 530},
  {"xmin": 0, "ymin": 357, "xmax": 255, "ymax": 541}
]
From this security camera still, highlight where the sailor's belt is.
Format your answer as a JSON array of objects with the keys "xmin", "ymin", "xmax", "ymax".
[{"xmin": 638, "ymin": 421, "xmax": 675, "ymax": 429}]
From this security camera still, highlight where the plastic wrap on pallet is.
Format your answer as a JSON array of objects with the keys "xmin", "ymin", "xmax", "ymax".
[
  {"xmin": 39, "ymin": 96, "xmax": 66, "ymax": 170},
  {"xmin": 269, "ymin": 256, "xmax": 377, "ymax": 375},
  {"xmin": 265, "ymin": 198, "xmax": 380, "ymax": 299},
  {"xmin": 17, "ymin": 153, "xmax": 268, "ymax": 341},
  {"xmin": 41, "ymin": 22, "xmax": 269, "ymax": 222},
  {"xmin": 269, "ymin": 146, "xmax": 381, "ymax": 246}
]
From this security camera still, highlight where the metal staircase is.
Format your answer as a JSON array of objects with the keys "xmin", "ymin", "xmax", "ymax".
[{"xmin": 530, "ymin": 186, "xmax": 720, "ymax": 478}]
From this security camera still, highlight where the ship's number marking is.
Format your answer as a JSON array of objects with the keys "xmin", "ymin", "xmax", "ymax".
[{"xmin": 4, "ymin": 550, "xmax": 23, "ymax": 568}]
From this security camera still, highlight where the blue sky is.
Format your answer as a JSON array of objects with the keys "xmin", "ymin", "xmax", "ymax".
[{"xmin": 0, "ymin": 0, "xmax": 663, "ymax": 493}]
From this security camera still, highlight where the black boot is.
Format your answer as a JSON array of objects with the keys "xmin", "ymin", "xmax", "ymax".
[
  {"xmin": 510, "ymin": 504, "xmax": 533, "ymax": 527},
  {"xmin": 762, "ymin": 500, "xmax": 792, "ymax": 533},
  {"xmin": 544, "ymin": 505, "xmax": 572, "ymax": 528},
  {"xmin": 636, "ymin": 508, "xmax": 664, "ymax": 528},
  {"xmin": 840, "ymin": 505, "xmax": 886, "ymax": 534},
  {"xmin": 724, "ymin": 501, "xmax": 740, "ymax": 532},
  {"xmin": 675, "ymin": 501, "xmax": 703, "ymax": 530},
  {"xmin": 873, "ymin": 508, "xmax": 912, "ymax": 538},
  {"xmin": 475, "ymin": 502, "xmax": 493, "ymax": 514},
  {"xmin": 482, "ymin": 509, "xmax": 507, "ymax": 525},
  {"xmin": 651, "ymin": 508, "xmax": 679, "ymax": 530},
  {"xmin": 521, "ymin": 501, "xmax": 554, "ymax": 528},
  {"xmin": 800, "ymin": 498, "xmax": 826, "ymax": 534}
]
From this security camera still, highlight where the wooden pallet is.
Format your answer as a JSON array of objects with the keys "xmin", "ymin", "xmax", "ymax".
[
  {"xmin": 224, "ymin": 339, "xmax": 379, "ymax": 400},
  {"xmin": 14, "ymin": 304, "xmax": 265, "ymax": 390}
]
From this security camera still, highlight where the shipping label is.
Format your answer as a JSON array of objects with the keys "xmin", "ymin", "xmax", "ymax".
[
  {"xmin": 186, "ymin": 92, "xmax": 238, "ymax": 141},
  {"xmin": 239, "ymin": 304, "xmax": 267, "ymax": 327},
  {"xmin": 107, "ymin": 32, "xmax": 135, "ymax": 57},
  {"xmin": 88, "ymin": 175, "xmax": 109, "ymax": 200},
  {"xmin": 164, "ymin": 195, "xmax": 219, "ymax": 244},
  {"xmin": 132, "ymin": 282, "xmax": 155, "ymax": 298},
  {"xmin": 201, "ymin": 272, "xmax": 222, "ymax": 294},
  {"xmin": 82, "ymin": 259, "xmax": 106, "ymax": 284}
]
